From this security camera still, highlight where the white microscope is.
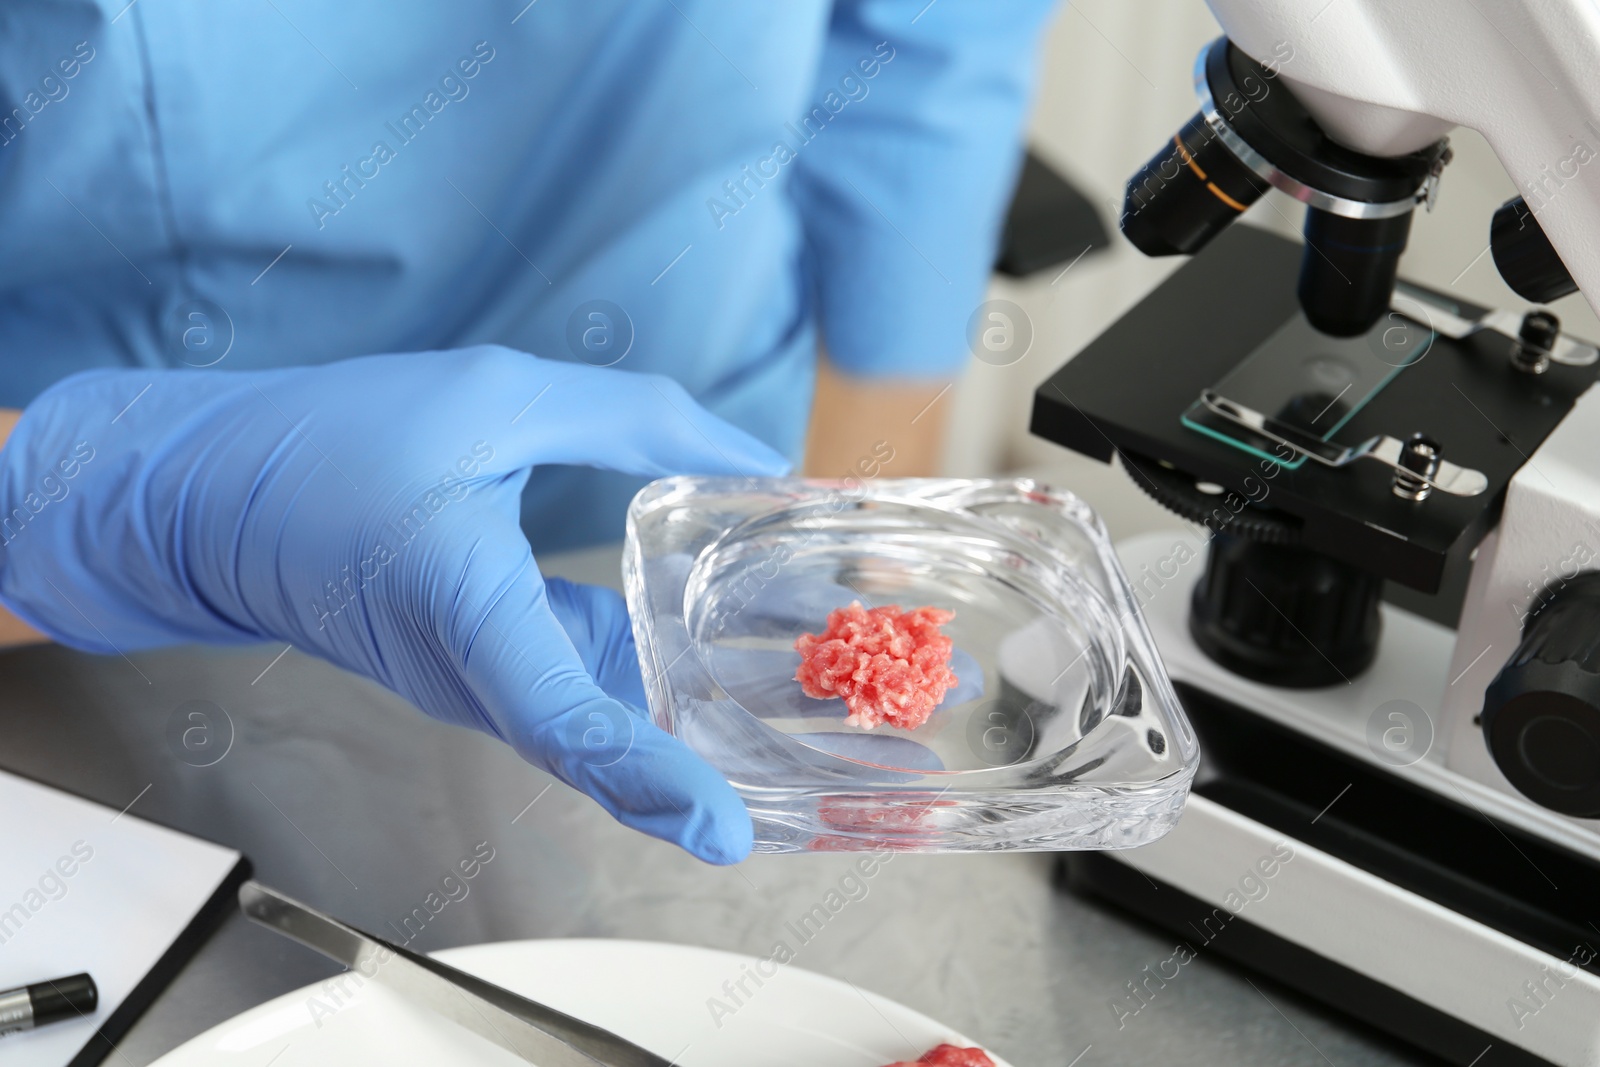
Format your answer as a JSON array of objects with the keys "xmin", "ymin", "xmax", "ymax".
[{"xmin": 1031, "ymin": 4, "xmax": 1600, "ymax": 1064}]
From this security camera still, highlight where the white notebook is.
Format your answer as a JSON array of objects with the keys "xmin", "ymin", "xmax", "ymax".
[{"xmin": 0, "ymin": 769, "xmax": 247, "ymax": 1067}]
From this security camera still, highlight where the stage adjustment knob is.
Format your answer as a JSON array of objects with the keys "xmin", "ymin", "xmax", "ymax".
[{"xmin": 1482, "ymin": 572, "xmax": 1600, "ymax": 817}]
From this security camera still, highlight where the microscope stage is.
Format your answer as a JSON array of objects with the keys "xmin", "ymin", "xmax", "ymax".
[{"xmin": 1031, "ymin": 225, "xmax": 1596, "ymax": 594}]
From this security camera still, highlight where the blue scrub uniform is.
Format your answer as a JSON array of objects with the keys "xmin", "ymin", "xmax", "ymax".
[{"xmin": 0, "ymin": 0, "xmax": 1056, "ymax": 548}]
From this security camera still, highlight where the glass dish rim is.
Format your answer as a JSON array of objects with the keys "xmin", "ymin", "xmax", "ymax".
[{"xmin": 651, "ymin": 477, "xmax": 1150, "ymax": 780}]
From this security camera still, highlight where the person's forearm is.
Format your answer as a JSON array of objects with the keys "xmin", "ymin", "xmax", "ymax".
[
  {"xmin": 803, "ymin": 349, "xmax": 952, "ymax": 479},
  {"xmin": 0, "ymin": 409, "xmax": 49, "ymax": 647}
]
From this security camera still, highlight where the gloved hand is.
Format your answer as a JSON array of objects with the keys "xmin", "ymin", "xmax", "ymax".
[{"xmin": 0, "ymin": 348, "xmax": 789, "ymax": 864}]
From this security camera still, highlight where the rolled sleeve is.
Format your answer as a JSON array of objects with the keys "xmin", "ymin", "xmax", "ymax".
[{"xmin": 791, "ymin": 0, "xmax": 1060, "ymax": 379}]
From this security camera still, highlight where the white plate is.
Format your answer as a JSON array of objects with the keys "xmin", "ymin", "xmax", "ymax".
[{"xmin": 151, "ymin": 939, "xmax": 1011, "ymax": 1067}]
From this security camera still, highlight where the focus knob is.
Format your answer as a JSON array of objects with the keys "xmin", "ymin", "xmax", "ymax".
[{"xmin": 1482, "ymin": 573, "xmax": 1600, "ymax": 817}]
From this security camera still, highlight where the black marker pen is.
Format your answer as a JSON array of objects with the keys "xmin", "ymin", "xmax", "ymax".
[{"xmin": 0, "ymin": 973, "xmax": 97, "ymax": 1034}]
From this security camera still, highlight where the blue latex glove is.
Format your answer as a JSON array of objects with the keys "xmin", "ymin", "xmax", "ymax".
[{"xmin": 0, "ymin": 348, "xmax": 789, "ymax": 864}]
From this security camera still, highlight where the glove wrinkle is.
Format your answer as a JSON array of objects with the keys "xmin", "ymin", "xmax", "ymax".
[{"xmin": 455, "ymin": 537, "xmax": 529, "ymax": 670}]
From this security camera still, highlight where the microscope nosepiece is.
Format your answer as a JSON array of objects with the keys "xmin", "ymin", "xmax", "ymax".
[{"xmin": 1120, "ymin": 37, "xmax": 1450, "ymax": 338}]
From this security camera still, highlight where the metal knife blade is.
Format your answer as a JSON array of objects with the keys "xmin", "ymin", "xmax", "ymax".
[{"xmin": 239, "ymin": 881, "xmax": 675, "ymax": 1067}]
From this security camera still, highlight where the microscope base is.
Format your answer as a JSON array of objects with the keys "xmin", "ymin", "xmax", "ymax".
[
  {"xmin": 1063, "ymin": 850, "xmax": 1549, "ymax": 1067},
  {"xmin": 1062, "ymin": 534, "xmax": 1600, "ymax": 1066}
]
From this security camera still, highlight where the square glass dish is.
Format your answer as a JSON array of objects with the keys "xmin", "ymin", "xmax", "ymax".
[{"xmin": 623, "ymin": 477, "xmax": 1198, "ymax": 853}]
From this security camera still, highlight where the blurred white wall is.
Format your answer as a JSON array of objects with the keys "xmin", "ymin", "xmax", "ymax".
[{"xmin": 944, "ymin": 1, "xmax": 1600, "ymax": 543}]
